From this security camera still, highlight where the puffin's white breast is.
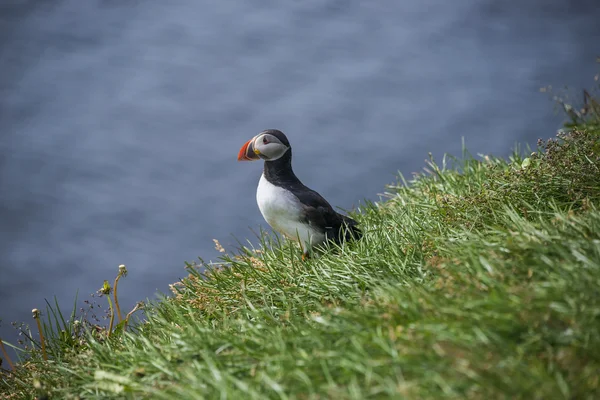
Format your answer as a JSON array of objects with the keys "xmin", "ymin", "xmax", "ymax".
[{"xmin": 256, "ymin": 174, "xmax": 325, "ymax": 249}]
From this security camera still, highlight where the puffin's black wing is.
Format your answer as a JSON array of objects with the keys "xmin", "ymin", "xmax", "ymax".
[{"xmin": 291, "ymin": 185, "xmax": 362, "ymax": 244}]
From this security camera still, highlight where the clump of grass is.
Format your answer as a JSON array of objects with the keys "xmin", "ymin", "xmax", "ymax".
[
  {"xmin": 0, "ymin": 265, "xmax": 146, "ymax": 398},
  {"xmin": 1, "ymin": 90, "xmax": 599, "ymax": 398}
]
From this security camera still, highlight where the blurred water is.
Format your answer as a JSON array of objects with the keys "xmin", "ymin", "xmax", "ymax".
[{"xmin": 0, "ymin": 0, "xmax": 598, "ymax": 346}]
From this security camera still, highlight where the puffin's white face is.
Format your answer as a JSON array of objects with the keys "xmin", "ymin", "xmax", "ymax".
[{"xmin": 238, "ymin": 131, "xmax": 290, "ymax": 162}]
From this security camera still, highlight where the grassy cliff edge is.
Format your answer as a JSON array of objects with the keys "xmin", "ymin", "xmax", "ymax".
[{"xmin": 2, "ymin": 105, "xmax": 600, "ymax": 398}]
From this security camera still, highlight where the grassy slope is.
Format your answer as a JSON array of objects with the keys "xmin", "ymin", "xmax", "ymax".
[{"xmin": 2, "ymin": 122, "xmax": 600, "ymax": 398}]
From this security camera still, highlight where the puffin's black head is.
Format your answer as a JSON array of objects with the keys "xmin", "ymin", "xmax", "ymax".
[{"xmin": 237, "ymin": 129, "xmax": 291, "ymax": 162}]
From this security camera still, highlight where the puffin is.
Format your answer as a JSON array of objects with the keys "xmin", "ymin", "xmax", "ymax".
[{"xmin": 237, "ymin": 129, "xmax": 361, "ymax": 260}]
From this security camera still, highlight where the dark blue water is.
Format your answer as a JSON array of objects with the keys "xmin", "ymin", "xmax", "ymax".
[{"xmin": 1, "ymin": 0, "xmax": 599, "ymax": 347}]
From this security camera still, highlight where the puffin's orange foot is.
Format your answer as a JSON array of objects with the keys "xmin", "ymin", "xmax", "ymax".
[{"xmin": 302, "ymin": 252, "xmax": 310, "ymax": 261}]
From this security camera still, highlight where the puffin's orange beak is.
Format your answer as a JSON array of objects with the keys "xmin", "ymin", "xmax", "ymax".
[{"xmin": 237, "ymin": 138, "xmax": 260, "ymax": 161}]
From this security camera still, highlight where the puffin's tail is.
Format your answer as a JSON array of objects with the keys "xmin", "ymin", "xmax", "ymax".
[{"xmin": 339, "ymin": 214, "xmax": 362, "ymax": 243}]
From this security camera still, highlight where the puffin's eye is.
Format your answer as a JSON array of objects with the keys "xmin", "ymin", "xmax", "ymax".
[{"xmin": 262, "ymin": 137, "xmax": 269, "ymax": 145}]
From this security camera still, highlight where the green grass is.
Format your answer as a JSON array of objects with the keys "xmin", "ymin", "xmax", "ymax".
[{"xmin": 2, "ymin": 99, "xmax": 600, "ymax": 399}]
